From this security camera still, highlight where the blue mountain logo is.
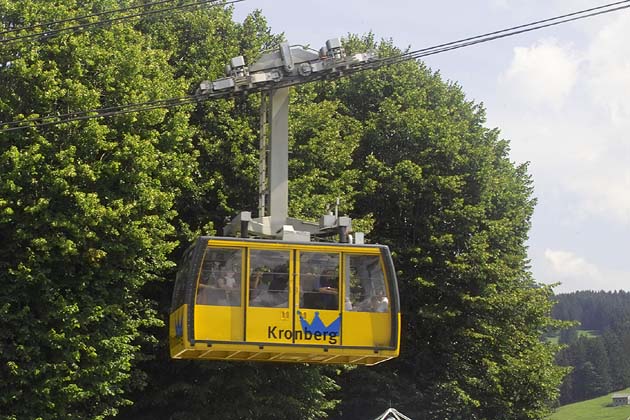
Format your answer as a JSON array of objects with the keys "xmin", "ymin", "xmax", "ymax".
[{"xmin": 297, "ymin": 311, "xmax": 340, "ymax": 335}]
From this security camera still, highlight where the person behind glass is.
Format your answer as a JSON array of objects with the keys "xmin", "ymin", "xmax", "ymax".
[
  {"xmin": 218, "ymin": 264, "xmax": 239, "ymax": 305},
  {"xmin": 197, "ymin": 269, "xmax": 226, "ymax": 305},
  {"xmin": 249, "ymin": 266, "xmax": 268, "ymax": 300},
  {"xmin": 355, "ymin": 291, "xmax": 389, "ymax": 312},
  {"xmin": 250, "ymin": 264, "xmax": 289, "ymax": 308},
  {"xmin": 316, "ymin": 268, "xmax": 338, "ymax": 310},
  {"xmin": 219, "ymin": 266, "xmax": 237, "ymax": 289},
  {"xmin": 370, "ymin": 293, "xmax": 388, "ymax": 312}
]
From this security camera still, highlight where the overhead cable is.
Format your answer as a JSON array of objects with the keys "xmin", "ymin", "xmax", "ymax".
[
  {"xmin": 389, "ymin": 0, "xmax": 630, "ymax": 64},
  {"xmin": 1, "ymin": 0, "xmax": 628, "ymax": 133},
  {"xmin": 0, "ymin": 0, "xmax": 190, "ymax": 37},
  {"xmin": 0, "ymin": 96, "xmax": 203, "ymax": 133},
  {"xmin": 0, "ymin": 0, "xmax": 242, "ymax": 45}
]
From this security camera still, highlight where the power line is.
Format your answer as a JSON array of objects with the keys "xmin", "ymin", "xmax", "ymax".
[
  {"xmin": 0, "ymin": 97, "xmax": 188, "ymax": 132},
  {"xmin": 1, "ymin": 0, "xmax": 628, "ymax": 133},
  {"xmin": 0, "ymin": 96, "xmax": 202, "ymax": 132},
  {"xmin": 0, "ymin": 0, "xmax": 241, "ymax": 45},
  {"xmin": 0, "ymin": 0, "xmax": 242, "ymax": 45},
  {"xmin": 389, "ymin": 0, "xmax": 630, "ymax": 63},
  {"xmin": 0, "ymin": 87, "xmax": 253, "ymax": 132},
  {"xmin": 0, "ymin": 0, "xmax": 187, "ymax": 37},
  {"xmin": 395, "ymin": 1, "xmax": 630, "ymax": 64}
]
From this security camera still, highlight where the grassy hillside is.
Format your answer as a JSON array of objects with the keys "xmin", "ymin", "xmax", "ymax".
[
  {"xmin": 545, "ymin": 329, "xmax": 599, "ymax": 344},
  {"xmin": 548, "ymin": 389, "xmax": 630, "ymax": 420}
]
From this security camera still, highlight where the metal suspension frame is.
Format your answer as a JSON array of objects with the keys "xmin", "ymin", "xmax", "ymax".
[{"xmin": 212, "ymin": 39, "xmax": 371, "ymax": 243}]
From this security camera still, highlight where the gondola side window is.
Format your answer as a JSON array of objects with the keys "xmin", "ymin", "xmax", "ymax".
[
  {"xmin": 300, "ymin": 252, "xmax": 340, "ymax": 310},
  {"xmin": 249, "ymin": 249, "xmax": 290, "ymax": 308},
  {"xmin": 344, "ymin": 255, "xmax": 389, "ymax": 312},
  {"xmin": 196, "ymin": 248, "xmax": 242, "ymax": 306},
  {"xmin": 172, "ymin": 248, "xmax": 193, "ymax": 311}
]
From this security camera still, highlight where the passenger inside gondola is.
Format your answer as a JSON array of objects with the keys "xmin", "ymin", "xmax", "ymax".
[
  {"xmin": 301, "ymin": 268, "xmax": 339, "ymax": 310},
  {"xmin": 196, "ymin": 249, "xmax": 242, "ymax": 306},
  {"xmin": 249, "ymin": 266, "xmax": 269, "ymax": 300},
  {"xmin": 196, "ymin": 269, "xmax": 225, "ymax": 305},
  {"xmin": 345, "ymin": 254, "xmax": 389, "ymax": 312},
  {"xmin": 354, "ymin": 291, "xmax": 389, "ymax": 312},
  {"xmin": 315, "ymin": 268, "xmax": 339, "ymax": 310},
  {"xmin": 249, "ymin": 264, "xmax": 289, "ymax": 308}
]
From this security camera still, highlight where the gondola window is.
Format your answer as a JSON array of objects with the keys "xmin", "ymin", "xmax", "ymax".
[
  {"xmin": 248, "ymin": 250, "xmax": 290, "ymax": 308},
  {"xmin": 196, "ymin": 248, "xmax": 242, "ymax": 306},
  {"xmin": 300, "ymin": 252, "xmax": 340, "ymax": 310},
  {"xmin": 345, "ymin": 255, "xmax": 389, "ymax": 312}
]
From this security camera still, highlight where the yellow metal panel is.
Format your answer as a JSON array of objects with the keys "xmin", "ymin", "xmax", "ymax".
[
  {"xmin": 207, "ymin": 238, "xmax": 382, "ymax": 255},
  {"xmin": 209, "ymin": 238, "xmax": 290, "ymax": 250},
  {"xmin": 194, "ymin": 305, "xmax": 244, "ymax": 342},
  {"xmin": 171, "ymin": 239, "xmax": 400, "ymax": 365},
  {"xmin": 342, "ymin": 312, "xmax": 392, "ymax": 347},
  {"xmin": 169, "ymin": 305, "xmax": 188, "ymax": 358},
  {"xmin": 246, "ymin": 307, "xmax": 293, "ymax": 343},
  {"xmin": 179, "ymin": 341, "xmax": 399, "ymax": 365}
]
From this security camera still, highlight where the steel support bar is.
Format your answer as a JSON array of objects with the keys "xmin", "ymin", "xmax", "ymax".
[
  {"xmin": 268, "ymin": 87, "xmax": 289, "ymax": 233},
  {"xmin": 258, "ymin": 94, "xmax": 268, "ymax": 217}
]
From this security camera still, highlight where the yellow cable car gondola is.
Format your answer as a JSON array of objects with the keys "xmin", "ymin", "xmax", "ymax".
[{"xmin": 169, "ymin": 236, "xmax": 400, "ymax": 365}]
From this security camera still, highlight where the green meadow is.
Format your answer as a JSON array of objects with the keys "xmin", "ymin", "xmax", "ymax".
[
  {"xmin": 549, "ymin": 389, "xmax": 630, "ymax": 420},
  {"xmin": 545, "ymin": 329, "xmax": 600, "ymax": 345}
]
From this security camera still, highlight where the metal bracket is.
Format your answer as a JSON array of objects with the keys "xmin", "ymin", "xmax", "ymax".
[{"xmin": 211, "ymin": 38, "xmax": 374, "ymax": 243}]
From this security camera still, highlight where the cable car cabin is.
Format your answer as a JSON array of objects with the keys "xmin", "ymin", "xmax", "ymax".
[{"xmin": 169, "ymin": 237, "xmax": 400, "ymax": 365}]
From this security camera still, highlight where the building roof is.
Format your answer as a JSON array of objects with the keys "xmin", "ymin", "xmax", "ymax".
[
  {"xmin": 612, "ymin": 394, "xmax": 630, "ymax": 398},
  {"xmin": 373, "ymin": 408, "xmax": 412, "ymax": 420}
]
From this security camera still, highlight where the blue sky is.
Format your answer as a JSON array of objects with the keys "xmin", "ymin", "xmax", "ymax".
[{"xmin": 232, "ymin": 1, "xmax": 630, "ymax": 293}]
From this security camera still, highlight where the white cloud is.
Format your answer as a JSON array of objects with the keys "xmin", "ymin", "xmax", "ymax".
[
  {"xmin": 585, "ymin": 13, "xmax": 630, "ymax": 124},
  {"xmin": 541, "ymin": 249, "xmax": 629, "ymax": 292},
  {"xmin": 478, "ymin": 10, "xmax": 630, "ymax": 293},
  {"xmin": 545, "ymin": 249, "xmax": 600, "ymax": 279},
  {"xmin": 564, "ymin": 166, "xmax": 630, "ymax": 225},
  {"xmin": 493, "ymin": 15, "xmax": 630, "ymax": 227},
  {"xmin": 499, "ymin": 38, "xmax": 579, "ymax": 110},
  {"xmin": 490, "ymin": 0, "xmax": 510, "ymax": 9}
]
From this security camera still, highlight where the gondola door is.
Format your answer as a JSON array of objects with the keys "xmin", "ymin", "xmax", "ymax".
[
  {"xmin": 341, "ymin": 251, "xmax": 394, "ymax": 348},
  {"xmin": 294, "ymin": 250, "xmax": 342, "ymax": 348},
  {"xmin": 245, "ymin": 248, "xmax": 294, "ymax": 344},
  {"xmin": 193, "ymin": 246, "xmax": 245, "ymax": 343}
]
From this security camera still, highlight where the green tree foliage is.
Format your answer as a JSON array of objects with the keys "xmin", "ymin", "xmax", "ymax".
[
  {"xmin": 118, "ymin": 362, "xmax": 339, "ymax": 420},
  {"xmin": 553, "ymin": 290, "xmax": 630, "ymax": 331},
  {"xmin": 324, "ymin": 37, "xmax": 566, "ymax": 420},
  {"xmin": 2, "ymin": 1, "xmax": 340, "ymax": 419},
  {"xmin": 288, "ymin": 87, "xmax": 363, "ymax": 220},
  {"xmin": 2, "ymin": 3, "xmax": 566, "ymax": 418},
  {"xmin": 113, "ymin": 6, "xmax": 340, "ymax": 420},
  {"xmin": 554, "ymin": 291, "xmax": 630, "ymax": 405},
  {"xmin": 603, "ymin": 330, "xmax": 630, "ymax": 391},
  {"xmin": 0, "ymin": 1, "xmax": 197, "ymax": 418}
]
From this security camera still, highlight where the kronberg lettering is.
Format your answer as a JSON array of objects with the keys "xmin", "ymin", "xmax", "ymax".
[
  {"xmin": 267, "ymin": 326, "xmax": 338, "ymax": 344},
  {"xmin": 267, "ymin": 311, "xmax": 340, "ymax": 345}
]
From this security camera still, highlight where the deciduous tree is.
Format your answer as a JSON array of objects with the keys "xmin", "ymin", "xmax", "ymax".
[
  {"xmin": 327, "ymin": 36, "xmax": 566, "ymax": 420},
  {"xmin": 0, "ymin": 1, "xmax": 195, "ymax": 418}
]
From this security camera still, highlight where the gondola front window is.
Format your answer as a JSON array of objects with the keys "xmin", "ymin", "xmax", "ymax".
[
  {"xmin": 300, "ymin": 252, "xmax": 340, "ymax": 310},
  {"xmin": 171, "ymin": 248, "xmax": 193, "ymax": 311},
  {"xmin": 345, "ymin": 255, "xmax": 389, "ymax": 312},
  {"xmin": 196, "ymin": 248, "xmax": 242, "ymax": 306},
  {"xmin": 249, "ymin": 250, "xmax": 290, "ymax": 308}
]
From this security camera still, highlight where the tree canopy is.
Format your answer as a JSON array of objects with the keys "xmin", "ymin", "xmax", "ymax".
[{"xmin": 1, "ymin": 2, "xmax": 565, "ymax": 419}]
